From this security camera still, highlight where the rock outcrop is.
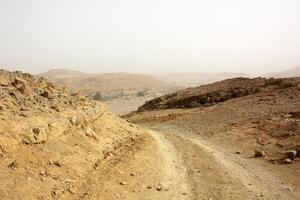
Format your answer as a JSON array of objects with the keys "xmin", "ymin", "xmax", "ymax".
[{"xmin": 0, "ymin": 69, "xmax": 146, "ymax": 199}]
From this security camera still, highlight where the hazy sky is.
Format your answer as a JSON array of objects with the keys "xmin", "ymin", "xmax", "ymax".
[{"xmin": 0, "ymin": 0, "xmax": 299, "ymax": 75}]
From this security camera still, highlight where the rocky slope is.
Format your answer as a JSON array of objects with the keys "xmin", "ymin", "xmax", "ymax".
[
  {"xmin": 0, "ymin": 70, "xmax": 147, "ymax": 199},
  {"xmin": 2, "ymin": 69, "xmax": 300, "ymax": 199},
  {"xmin": 138, "ymin": 77, "xmax": 299, "ymax": 111},
  {"xmin": 126, "ymin": 76, "xmax": 300, "ymax": 198},
  {"xmin": 131, "ymin": 77, "xmax": 300, "ymax": 160}
]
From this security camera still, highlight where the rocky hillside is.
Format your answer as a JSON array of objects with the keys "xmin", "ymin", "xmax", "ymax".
[
  {"xmin": 39, "ymin": 69, "xmax": 174, "ymax": 100},
  {"xmin": 138, "ymin": 77, "xmax": 299, "ymax": 111},
  {"xmin": 126, "ymin": 75, "xmax": 300, "ymax": 196},
  {"xmin": 0, "ymin": 70, "xmax": 147, "ymax": 199}
]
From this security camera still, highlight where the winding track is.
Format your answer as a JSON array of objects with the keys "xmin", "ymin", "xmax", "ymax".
[
  {"xmin": 158, "ymin": 129, "xmax": 298, "ymax": 200},
  {"xmin": 76, "ymin": 128, "xmax": 299, "ymax": 200}
]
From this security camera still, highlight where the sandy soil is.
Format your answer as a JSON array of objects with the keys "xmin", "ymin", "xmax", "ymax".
[
  {"xmin": 85, "ymin": 130, "xmax": 190, "ymax": 200},
  {"xmin": 1, "ymin": 70, "xmax": 299, "ymax": 199},
  {"xmin": 150, "ymin": 126, "xmax": 299, "ymax": 200},
  {"xmin": 123, "ymin": 81, "xmax": 300, "ymax": 199},
  {"xmin": 73, "ymin": 126, "xmax": 299, "ymax": 200}
]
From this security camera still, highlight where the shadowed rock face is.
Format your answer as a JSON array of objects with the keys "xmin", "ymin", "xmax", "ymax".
[{"xmin": 138, "ymin": 77, "xmax": 299, "ymax": 111}]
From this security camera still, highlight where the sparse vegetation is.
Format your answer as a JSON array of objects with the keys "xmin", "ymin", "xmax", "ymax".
[
  {"xmin": 137, "ymin": 91, "xmax": 145, "ymax": 97},
  {"xmin": 93, "ymin": 91, "xmax": 103, "ymax": 101}
]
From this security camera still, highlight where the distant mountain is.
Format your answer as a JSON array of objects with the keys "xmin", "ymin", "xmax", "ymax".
[
  {"xmin": 153, "ymin": 72, "xmax": 249, "ymax": 87},
  {"xmin": 39, "ymin": 69, "xmax": 85, "ymax": 78},
  {"xmin": 264, "ymin": 67, "xmax": 300, "ymax": 78},
  {"xmin": 39, "ymin": 69, "xmax": 174, "ymax": 98}
]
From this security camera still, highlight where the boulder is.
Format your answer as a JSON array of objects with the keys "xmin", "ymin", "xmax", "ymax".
[
  {"xmin": 289, "ymin": 111, "xmax": 300, "ymax": 119},
  {"xmin": 51, "ymin": 104, "xmax": 60, "ymax": 112},
  {"xmin": 17, "ymin": 84, "xmax": 31, "ymax": 95},
  {"xmin": 32, "ymin": 128, "xmax": 48, "ymax": 144},
  {"xmin": 85, "ymin": 127, "xmax": 99, "ymax": 141},
  {"xmin": 41, "ymin": 90, "xmax": 50, "ymax": 99},
  {"xmin": 286, "ymin": 150, "xmax": 297, "ymax": 160},
  {"xmin": 12, "ymin": 77, "xmax": 27, "ymax": 86},
  {"xmin": 8, "ymin": 160, "xmax": 18, "ymax": 170},
  {"xmin": 69, "ymin": 116, "xmax": 77, "ymax": 125},
  {"xmin": 85, "ymin": 127, "xmax": 95, "ymax": 137},
  {"xmin": 285, "ymin": 159, "xmax": 293, "ymax": 164},
  {"xmin": 53, "ymin": 160, "xmax": 63, "ymax": 167},
  {"xmin": 254, "ymin": 150, "xmax": 265, "ymax": 157}
]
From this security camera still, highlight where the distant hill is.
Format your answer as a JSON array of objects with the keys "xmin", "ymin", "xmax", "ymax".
[
  {"xmin": 264, "ymin": 67, "xmax": 300, "ymax": 78},
  {"xmin": 38, "ymin": 69, "xmax": 85, "ymax": 78},
  {"xmin": 153, "ymin": 72, "xmax": 249, "ymax": 87},
  {"xmin": 39, "ymin": 69, "xmax": 174, "ymax": 99},
  {"xmin": 137, "ymin": 77, "xmax": 299, "ymax": 111}
]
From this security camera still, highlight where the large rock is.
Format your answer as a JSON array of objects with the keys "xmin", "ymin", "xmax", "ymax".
[
  {"xmin": 17, "ymin": 84, "xmax": 31, "ymax": 95},
  {"xmin": 32, "ymin": 128, "xmax": 48, "ymax": 144},
  {"xmin": 289, "ymin": 111, "xmax": 300, "ymax": 119},
  {"xmin": 41, "ymin": 90, "xmax": 50, "ymax": 99},
  {"xmin": 286, "ymin": 150, "xmax": 297, "ymax": 160},
  {"xmin": 85, "ymin": 127, "xmax": 99, "ymax": 141},
  {"xmin": 285, "ymin": 158, "xmax": 293, "ymax": 164},
  {"xmin": 12, "ymin": 77, "xmax": 27, "ymax": 86},
  {"xmin": 254, "ymin": 150, "xmax": 266, "ymax": 157}
]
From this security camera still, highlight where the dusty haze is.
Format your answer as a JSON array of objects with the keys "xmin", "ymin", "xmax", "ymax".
[{"xmin": 0, "ymin": 0, "xmax": 300, "ymax": 75}]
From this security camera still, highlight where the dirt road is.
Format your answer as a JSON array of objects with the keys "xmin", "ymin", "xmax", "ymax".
[
  {"xmin": 77, "ymin": 126, "xmax": 299, "ymax": 200},
  {"xmin": 153, "ymin": 127, "xmax": 299, "ymax": 200}
]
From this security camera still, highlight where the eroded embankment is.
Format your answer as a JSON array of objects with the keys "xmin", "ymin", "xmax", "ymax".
[
  {"xmin": 78, "ymin": 130, "xmax": 190, "ymax": 200},
  {"xmin": 0, "ymin": 70, "xmax": 147, "ymax": 200}
]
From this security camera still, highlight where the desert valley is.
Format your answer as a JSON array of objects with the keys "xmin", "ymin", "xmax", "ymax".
[
  {"xmin": 39, "ymin": 69, "xmax": 177, "ymax": 115},
  {"xmin": 1, "ymin": 1, "xmax": 300, "ymax": 199},
  {"xmin": 0, "ymin": 68, "xmax": 299, "ymax": 199}
]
